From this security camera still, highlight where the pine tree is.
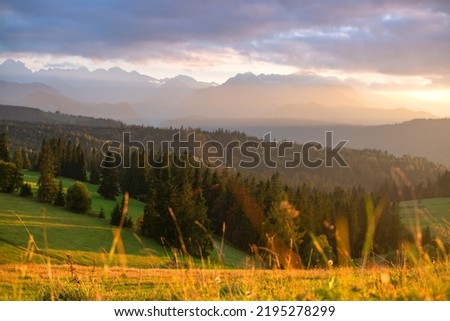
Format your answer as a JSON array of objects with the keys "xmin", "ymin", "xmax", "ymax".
[
  {"xmin": 121, "ymin": 150, "xmax": 149, "ymax": 198},
  {"xmin": 62, "ymin": 140, "xmax": 73, "ymax": 177},
  {"xmin": 51, "ymin": 138, "xmax": 65, "ymax": 176},
  {"xmin": 190, "ymin": 188, "xmax": 213, "ymax": 257},
  {"xmin": 21, "ymin": 149, "xmax": 32, "ymax": 169},
  {"xmin": 89, "ymin": 149, "xmax": 100, "ymax": 184},
  {"xmin": 142, "ymin": 156, "xmax": 213, "ymax": 257},
  {"xmin": 74, "ymin": 145, "xmax": 87, "ymax": 181},
  {"xmin": 54, "ymin": 180, "xmax": 65, "ymax": 206},
  {"xmin": 37, "ymin": 140, "xmax": 57, "ymax": 202},
  {"xmin": 0, "ymin": 133, "xmax": 9, "ymax": 162},
  {"xmin": 89, "ymin": 163, "xmax": 100, "ymax": 184},
  {"xmin": 110, "ymin": 203, "xmax": 122, "ymax": 226},
  {"xmin": 110, "ymin": 194, "xmax": 134, "ymax": 227},
  {"xmin": 98, "ymin": 207, "xmax": 105, "ymax": 219},
  {"xmin": 13, "ymin": 149, "xmax": 23, "ymax": 171},
  {"xmin": 171, "ymin": 173, "xmax": 213, "ymax": 257},
  {"xmin": 97, "ymin": 152, "xmax": 120, "ymax": 200},
  {"xmin": 374, "ymin": 199, "xmax": 402, "ymax": 254},
  {"xmin": 141, "ymin": 188, "xmax": 160, "ymax": 237}
]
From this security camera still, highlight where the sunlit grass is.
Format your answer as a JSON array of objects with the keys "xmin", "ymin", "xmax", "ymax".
[{"xmin": 1, "ymin": 261, "xmax": 449, "ymax": 300}]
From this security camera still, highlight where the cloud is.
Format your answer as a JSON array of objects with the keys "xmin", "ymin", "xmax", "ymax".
[{"xmin": 0, "ymin": 0, "xmax": 449, "ymax": 79}]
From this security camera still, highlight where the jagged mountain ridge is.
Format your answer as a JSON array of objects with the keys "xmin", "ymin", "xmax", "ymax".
[{"xmin": 0, "ymin": 59, "xmax": 436, "ymax": 125}]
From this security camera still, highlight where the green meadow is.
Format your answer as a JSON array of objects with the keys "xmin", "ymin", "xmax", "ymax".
[
  {"xmin": 0, "ymin": 171, "xmax": 249, "ymax": 269},
  {"xmin": 399, "ymin": 197, "xmax": 450, "ymax": 243},
  {"xmin": 22, "ymin": 170, "xmax": 145, "ymax": 221}
]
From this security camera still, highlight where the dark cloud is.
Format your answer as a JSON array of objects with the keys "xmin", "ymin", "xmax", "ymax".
[{"xmin": 0, "ymin": 0, "xmax": 449, "ymax": 76}]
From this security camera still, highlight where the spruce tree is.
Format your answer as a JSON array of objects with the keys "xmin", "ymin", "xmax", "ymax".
[
  {"xmin": 21, "ymin": 149, "xmax": 32, "ymax": 169},
  {"xmin": 110, "ymin": 203, "xmax": 122, "ymax": 226},
  {"xmin": 121, "ymin": 150, "xmax": 148, "ymax": 198},
  {"xmin": 141, "ymin": 188, "xmax": 160, "ymax": 237},
  {"xmin": 13, "ymin": 149, "xmax": 23, "ymax": 171},
  {"xmin": 89, "ymin": 162, "xmax": 100, "ymax": 185},
  {"xmin": 0, "ymin": 133, "xmax": 9, "ymax": 162},
  {"xmin": 190, "ymin": 188, "xmax": 213, "ymax": 257},
  {"xmin": 97, "ymin": 152, "xmax": 120, "ymax": 200},
  {"xmin": 142, "ymin": 156, "xmax": 213, "ymax": 257},
  {"xmin": 98, "ymin": 207, "xmax": 105, "ymax": 219},
  {"xmin": 74, "ymin": 145, "xmax": 87, "ymax": 181},
  {"xmin": 51, "ymin": 138, "xmax": 65, "ymax": 176},
  {"xmin": 62, "ymin": 140, "xmax": 73, "ymax": 177},
  {"xmin": 89, "ymin": 149, "xmax": 100, "ymax": 184},
  {"xmin": 110, "ymin": 195, "xmax": 134, "ymax": 227},
  {"xmin": 54, "ymin": 180, "xmax": 65, "ymax": 206},
  {"xmin": 37, "ymin": 140, "xmax": 57, "ymax": 202}
]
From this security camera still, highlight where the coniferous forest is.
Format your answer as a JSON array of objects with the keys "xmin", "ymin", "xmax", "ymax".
[{"xmin": 2, "ymin": 116, "xmax": 449, "ymax": 268}]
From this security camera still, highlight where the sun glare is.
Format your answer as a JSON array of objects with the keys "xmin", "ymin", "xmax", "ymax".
[{"xmin": 405, "ymin": 90, "xmax": 450, "ymax": 102}]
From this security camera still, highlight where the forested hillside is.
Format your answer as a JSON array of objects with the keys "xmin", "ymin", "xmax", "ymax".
[
  {"xmin": 0, "ymin": 112, "xmax": 445, "ymax": 191},
  {"xmin": 1, "ymin": 110, "xmax": 449, "ymax": 266}
]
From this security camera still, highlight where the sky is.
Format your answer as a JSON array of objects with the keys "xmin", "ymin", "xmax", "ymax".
[{"xmin": 0, "ymin": 0, "xmax": 449, "ymax": 115}]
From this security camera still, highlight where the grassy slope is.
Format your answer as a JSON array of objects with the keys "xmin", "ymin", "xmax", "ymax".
[
  {"xmin": 0, "ymin": 171, "xmax": 249, "ymax": 268},
  {"xmin": 22, "ymin": 170, "xmax": 144, "ymax": 220},
  {"xmin": 0, "ymin": 193, "xmax": 167, "ymax": 267}
]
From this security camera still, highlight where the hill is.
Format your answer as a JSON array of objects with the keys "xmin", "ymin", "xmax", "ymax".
[
  {"xmin": 1, "ymin": 115, "xmax": 446, "ymax": 191},
  {"xmin": 162, "ymin": 117, "xmax": 450, "ymax": 166},
  {"xmin": 0, "ymin": 104, "xmax": 123, "ymax": 126},
  {"xmin": 0, "ymin": 193, "xmax": 164, "ymax": 267},
  {"xmin": 0, "ymin": 172, "xmax": 249, "ymax": 268},
  {"xmin": 1, "ymin": 110, "xmax": 446, "ymax": 190},
  {"xmin": 0, "ymin": 81, "xmax": 139, "ymax": 122}
]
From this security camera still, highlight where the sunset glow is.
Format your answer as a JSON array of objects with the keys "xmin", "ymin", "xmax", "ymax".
[{"xmin": 0, "ymin": 0, "xmax": 448, "ymax": 115}]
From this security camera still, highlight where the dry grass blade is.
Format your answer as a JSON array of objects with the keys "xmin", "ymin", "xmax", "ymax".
[
  {"xmin": 168, "ymin": 207, "xmax": 187, "ymax": 256},
  {"xmin": 108, "ymin": 192, "xmax": 128, "ymax": 267}
]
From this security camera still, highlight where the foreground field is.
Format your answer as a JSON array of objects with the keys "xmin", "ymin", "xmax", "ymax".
[
  {"xmin": 1, "ymin": 262, "xmax": 449, "ymax": 300},
  {"xmin": 1, "ymin": 172, "xmax": 449, "ymax": 301}
]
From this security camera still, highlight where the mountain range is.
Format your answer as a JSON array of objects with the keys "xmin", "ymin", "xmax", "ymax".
[{"xmin": 0, "ymin": 59, "xmax": 435, "ymax": 126}]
